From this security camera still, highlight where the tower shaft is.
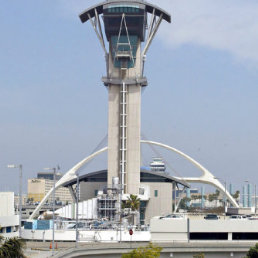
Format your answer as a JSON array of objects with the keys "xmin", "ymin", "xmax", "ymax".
[
  {"xmin": 108, "ymin": 84, "xmax": 141, "ymax": 194},
  {"xmin": 107, "ymin": 36, "xmax": 142, "ymax": 194}
]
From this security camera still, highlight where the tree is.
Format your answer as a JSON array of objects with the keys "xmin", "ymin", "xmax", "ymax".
[
  {"xmin": 122, "ymin": 242, "xmax": 162, "ymax": 258},
  {"xmin": 233, "ymin": 191, "xmax": 240, "ymax": 200},
  {"xmin": 193, "ymin": 253, "xmax": 205, "ymax": 258},
  {"xmin": 208, "ymin": 190, "xmax": 221, "ymax": 205},
  {"xmin": 215, "ymin": 190, "xmax": 220, "ymax": 196},
  {"xmin": 0, "ymin": 227, "xmax": 26, "ymax": 258},
  {"xmin": 191, "ymin": 195, "xmax": 200, "ymax": 200},
  {"xmin": 208, "ymin": 194, "xmax": 216, "ymax": 202},
  {"xmin": 124, "ymin": 194, "xmax": 140, "ymax": 211},
  {"xmin": 246, "ymin": 243, "xmax": 258, "ymax": 258},
  {"xmin": 179, "ymin": 197, "xmax": 191, "ymax": 210}
]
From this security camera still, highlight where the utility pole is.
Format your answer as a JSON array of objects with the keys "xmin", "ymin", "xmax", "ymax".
[{"xmin": 45, "ymin": 166, "xmax": 58, "ymax": 255}]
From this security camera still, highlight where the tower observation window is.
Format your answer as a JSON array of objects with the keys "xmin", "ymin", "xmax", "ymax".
[
  {"xmin": 111, "ymin": 35, "xmax": 138, "ymax": 69},
  {"xmin": 107, "ymin": 6, "xmax": 140, "ymax": 14}
]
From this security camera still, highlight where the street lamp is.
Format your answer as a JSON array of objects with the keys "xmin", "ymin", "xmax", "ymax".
[
  {"xmin": 7, "ymin": 164, "xmax": 23, "ymax": 238},
  {"xmin": 44, "ymin": 166, "xmax": 59, "ymax": 255},
  {"xmin": 255, "ymin": 184, "xmax": 257, "ymax": 215},
  {"xmin": 75, "ymin": 171, "xmax": 79, "ymax": 247}
]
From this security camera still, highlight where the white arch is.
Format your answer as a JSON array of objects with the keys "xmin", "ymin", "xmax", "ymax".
[
  {"xmin": 141, "ymin": 140, "xmax": 239, "ymax": 208},
  {"xmin": 30, "ymin": 139, "xmax": 239, "ymax": 219},
  {"xmin": 29, "ymin": 147, "xmax": 108, "ymax": 219}
]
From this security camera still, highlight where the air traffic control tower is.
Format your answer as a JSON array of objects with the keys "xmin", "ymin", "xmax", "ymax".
[{"xmin": 79, "ymin": 1, "xmax": 171, "ymax": 195}]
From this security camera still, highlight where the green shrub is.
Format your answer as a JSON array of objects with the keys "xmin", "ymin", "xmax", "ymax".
[
  {"xmin": 122, "ymin": 242, "xmax": 162, "ymax": 258},
  {"xmin": 246, "ymin": 243, "xmax": 258, "ymax": 258},
  {"xmin": 193, "ymin": 253, "xmax": 205, "ymax": 258}
]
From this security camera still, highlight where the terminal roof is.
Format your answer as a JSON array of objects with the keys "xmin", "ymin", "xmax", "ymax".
[
  {"xmin": 62, "ymin": 169, "xmax": 190, "ymax": 188},
  {"xmin": 79, "ymin": 0, "xmax": 171, "ymax": 23}
]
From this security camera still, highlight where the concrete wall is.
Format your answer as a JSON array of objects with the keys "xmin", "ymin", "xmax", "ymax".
[
  {"xmin": 145, "ymin": 183, "xmax": 173, "ymax": 224},
  {"xmin": 126, "ymin": 85, "xmax": 141, "ymax": 195},
  {"xmin": 151, "ymin": 217, "xmax": 258, "ymax": 242},
  {"xmin": 0, "ymin": 215, "xmax": 19, "ymax": 228},
  {"xmin": 21, "ymin": 229, "xmax": 150, "ymax": 242},
  {"xmin": 0, "ymin": 192, "xmax": 14, "ymax": 216},
  {"xmin": 80, "ymin": 182, "xmax": 107, "ymax": 201},
  {"xmin": 107, "ymin": 85, "xmax": 120, "ymax": 187}
]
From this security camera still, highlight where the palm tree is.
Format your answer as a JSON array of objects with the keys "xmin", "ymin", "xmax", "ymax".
[
  {"xmin": 123, "ymin": 194, "xmax": 141, "ymax": 226},
  {"xmin": 0, "ymin": 227, "xmax": 26, "ymax": 258},
  {"xmin": 125, "ymin": 194, "xmax": 140, "ymax": 211}
]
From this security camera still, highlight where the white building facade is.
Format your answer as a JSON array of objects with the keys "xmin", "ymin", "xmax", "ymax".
[{"xmin": 0, "ymin": 192, "xmax": 19, "ymax": 237}]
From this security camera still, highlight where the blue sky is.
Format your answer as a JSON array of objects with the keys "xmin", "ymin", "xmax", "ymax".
[{"xmin": 0, "ymin": 0, "xmax": 257, "ymax": 194}]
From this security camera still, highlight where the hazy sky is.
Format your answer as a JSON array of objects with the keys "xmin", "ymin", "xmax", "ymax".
[{"xmin": 0, "ymin": 0, "xmax": 257, "ymax": 194}]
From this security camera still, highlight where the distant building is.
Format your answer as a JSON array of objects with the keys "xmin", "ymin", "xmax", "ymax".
[
  {"xmin": 0, "ymin": 192, "xmax": 19, "ymax": 237},
  {"xmin": 174, "ymin": 188, "xmax": 199, "ymax": 199},
  {"xmin": 14, "ymin": 194, "xmax": 27, "ymax": 206},
  {"xmin": 27, "ymin": 178, "xmax": 73, "ymax": 204},
  {"xmin": 150, "ymin": 158, "xmax": 166, "ymax": 172},
  {"xmin": 37, "ymin": 172, "xmax": 62, "ymax": 181}
]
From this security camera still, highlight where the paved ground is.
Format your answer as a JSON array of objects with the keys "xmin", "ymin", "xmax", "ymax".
[
  {"xmin": 24, "ymin": 249, "xmax": 52, "ymax": 258},
  {"xmin": 23, "ymin": 241, "xmax": 255, "ymax": 258},
  {"xmin": 24, "ymin": 242, "xmax": 77, "ymax": 258}
]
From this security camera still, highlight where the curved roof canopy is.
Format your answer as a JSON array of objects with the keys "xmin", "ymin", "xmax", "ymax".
[
  {"xmin": 62, "ymin": 169, "xmax": 189, "ymax": 188},
  {"xmin": 79, "ymin": 0, "xmax": 171, "ymax": 24}
]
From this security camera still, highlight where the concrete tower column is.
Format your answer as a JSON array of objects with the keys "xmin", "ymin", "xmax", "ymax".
[{"xmin": 107, "ymin": 38, "xmax": 142, "ymax": 195}]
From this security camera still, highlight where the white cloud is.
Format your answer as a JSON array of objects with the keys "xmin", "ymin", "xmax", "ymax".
[{"xmin": 155, "ymin": 0, "xmax": 258, "ymax": 62}]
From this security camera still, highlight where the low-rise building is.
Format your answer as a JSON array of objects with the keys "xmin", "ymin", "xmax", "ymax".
[
  {"xmin": 62, "ymin": 169, "xmax": 189, "ymax": 224},
  {"xmin": 0, "ymin": 192, "xmax": 19, "ymax": 237}
]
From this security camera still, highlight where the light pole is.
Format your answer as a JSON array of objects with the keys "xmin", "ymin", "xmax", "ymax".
[
  {"xmin": 75, "ymin": 172, "xmax": 79, "ymax": 247},
  {"xmin": 255, "ymin": 184, "xmax": 257, "ymax": 215},
  {"xmin": 7, "ymin": 164, "xmax": 22, "ymax": 238},
  {"xmin": 45, "ymin": 167, "xmax": 58, "ymax": 255},
  {"xmin": 224, "ymin": 181, "xmax": 227, "ymax": 212}
]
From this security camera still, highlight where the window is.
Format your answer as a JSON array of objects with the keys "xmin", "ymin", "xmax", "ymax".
[
  {"xmin": 190, "ymin": 233, "xmax": 228, "ymax": 240},
  {"xmin": 154, "ymin": 190, "xmax": 158, "ymax": 197},
  {"xmin": 233, "ymin": 233, "xmax": 258, "ymax": 240},
  {"xmin": 95, "ymin": 190, "xmax": 98, "ymax": 196}
]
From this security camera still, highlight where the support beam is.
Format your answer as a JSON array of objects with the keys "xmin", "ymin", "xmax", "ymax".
[
  {"xmin": 174, "ymin": 186, "xmax": 186, "ymax": 213},
  {"xmin": 142, "ymin": 14, "xmax": 163, "ymax": 56},
  {"xmin": 87, "ymin": 13, "xmax": 107, "ymax": 55},
  {"xmin": 147, "ymin": 8, "xmax": 156, "ymax": 40},
  {"xmin": 68, "ymin": 185, "xmax": 76, "ymax": 203}
]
